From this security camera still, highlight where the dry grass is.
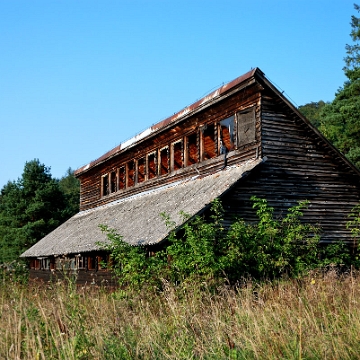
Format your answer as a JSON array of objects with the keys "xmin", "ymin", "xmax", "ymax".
[{"xmin": 1, "ymin": 270, "xmax": 360, "ymax": 359}]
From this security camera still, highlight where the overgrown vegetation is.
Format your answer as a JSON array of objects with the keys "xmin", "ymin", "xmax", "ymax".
[
  {"xmin": 101, "ymin": 197, "xmax": 360, "ymax": 290},
  {"xmin": 2, "ymin": 270, "xmax": 360, "ymax": 359}
]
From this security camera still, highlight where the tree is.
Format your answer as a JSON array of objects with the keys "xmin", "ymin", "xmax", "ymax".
[
  {"xmin": 59, "ymin": 168, "xmax": 80, "ymax": 216},
  {"xmin": 319, "ymin": 4, "xmax": 360, "ymax": 169},
  {"xmin": 298, "ymin": 101, "xmax": 328, "ymax": 128},
  {"xmin": 0, "ymin": 160, "xmax": 79, "ymax": 263}
]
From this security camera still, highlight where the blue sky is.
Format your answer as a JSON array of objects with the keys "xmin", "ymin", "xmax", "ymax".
[{"xmin": 0, "ymin": 0, "xmax": 356, "ymax": 188}]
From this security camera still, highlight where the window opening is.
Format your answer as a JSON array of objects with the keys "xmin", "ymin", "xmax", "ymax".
[
  {"xmin": 30, "ymin": 259, "xmax": 41, "ymax": 270},
  {"xmin": 173, "ymin": 141, "xmax": 183, "ymax": 171},
  {"xmin": 41, "ymin": 258, "xmax": 50, "ymax": 270},
  {"xmin": 50, "ymin": 258, "xmax": 55, "ymax": 270},
  {"xmin": 127, "ymin": 160, "xmax": 135, "ymax": 187},
  {"xmin": 119, "ymin": 166, "xmax": 125, "ymax": 190},
  {"xmin": 187, "ymin": 132, "xmax": 199, "ymax": 165},
  {"xmin": 110, "ymin": 171, "xmax": 117, "ymax": 193},
  {"xmin": 75, "ymin": 255, "xmax": 86, "ymax": 269},
  {"xmin": 137, "ymin": 158, "xmax": 146, "ymax": 183},
  {"xmin": 88, "ymin": 256, "xmax": 97, "ymax": 270},
  {"xmin": 219, "ymin": 116, "xmax": 235, "ymax": 153},
  {"xmin": 148, "ymin": 152, "xmax": 157, "ymax": 179},
  {"xmin": 160, "ymin": 147, "xmax": 169, "ymax": 175},
  {"xmin": 55, "ymin": 257, "xmax": 63, "ymax": 270},
  {"xmin": 98, "ymin": 255, "xmax": 109, "ymax": 270},
  {"xmin": 202, "ymin": 124, "xmax": 217, "ymax": 160},
  {"xmin": 237, "ymin": 107, "xmax": 256, "ymax": 147},
  {"xmin": 102, "ymin": 174, "xmax": 109, "ymax": 196}
]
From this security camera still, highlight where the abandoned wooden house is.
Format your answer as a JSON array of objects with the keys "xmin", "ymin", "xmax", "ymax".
[{"xmin": 21, "ymin": 68, "xmax": 360, "ymax": 285}]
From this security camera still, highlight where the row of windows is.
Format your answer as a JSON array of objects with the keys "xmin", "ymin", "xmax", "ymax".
[
  {"xmin": 30, "ymin": 255, "xmax": 110, "ymax": 271},
  {"xmin": 101, "ymin": 108, "xmax": 256, "ymax": 197}
]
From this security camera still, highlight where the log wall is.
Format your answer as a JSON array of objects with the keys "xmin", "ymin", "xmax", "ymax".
[{"xmin": 221, "ymin": 89, "xmax": 360, "ymax": 243}]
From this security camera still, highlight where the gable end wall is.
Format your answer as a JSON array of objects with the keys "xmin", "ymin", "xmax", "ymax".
[{"xmin": 221, "ymin": 89, "xmax": 360, "ymax": 243}]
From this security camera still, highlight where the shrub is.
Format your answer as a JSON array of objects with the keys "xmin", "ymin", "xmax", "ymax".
[{"xmin": 100, "ymin": 197, "xmax": 338, "ymax": 288}]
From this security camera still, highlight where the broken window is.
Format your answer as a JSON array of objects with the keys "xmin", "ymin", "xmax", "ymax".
[
  {"xmin": 219, "ymin": 116, "xmax": 235, "ymax": 153},
  {"xmin": 148, "ymin": 152, "xmax": 157, "ymax": 179},
  {"xmin": 187, "ymin": 132, "xmax": 199, "ymax": 165},
  {"xmin": 160, "ymin": 147, "xmax": 169, "ymax": 175},
  {"xmin": 110, "ymin": 171, "xmax": 117, "ymax": 193},
  {"xmin": 202, "ymin": 123, "xmax": 217, "ymax": 160},
  {"xmin": 237, "ymin": 107, "xmax": 256, "ymax": 147},
  {"xmin": 127, "ymin": 160, "xmax": 135, "ymax": 187},
  {"xmin": 102, "ymin": 174, "xmax": 109, "ymax": 196},
  {"xmin": 118, "ymin": 166, "xmax": 126, "ymax": 190},
  {"xmin": 137, "ymin": 157, "xmax": 146, "ymax": 183},
  {"xmin": 173, "ymin": 140, "xmax": 183, "ymax": 171}
]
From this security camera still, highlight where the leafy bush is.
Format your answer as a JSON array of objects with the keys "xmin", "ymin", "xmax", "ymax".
[{"xmin": 101, "ymin": 197, "xmax": 340, "ymax": 288}]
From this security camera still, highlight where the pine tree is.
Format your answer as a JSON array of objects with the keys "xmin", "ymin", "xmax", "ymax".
[{"xmin": 0, "ymin": 160, "xmax": 79, "ymax": 263}]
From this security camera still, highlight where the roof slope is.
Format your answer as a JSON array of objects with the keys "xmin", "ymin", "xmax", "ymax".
[{"xmin": 21, "ymin": 158, "xmax": 263, "ymax": 258}]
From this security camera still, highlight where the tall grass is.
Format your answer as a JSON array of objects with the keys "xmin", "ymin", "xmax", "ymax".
[{"xmin": 1, "ymin": 270, "xmax": 360, "ymax": 359}]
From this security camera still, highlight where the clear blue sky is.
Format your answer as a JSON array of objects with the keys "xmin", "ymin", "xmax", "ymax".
[{"xmin": 0, "ymin": 0, "xmax": 356, "ymax": 189}]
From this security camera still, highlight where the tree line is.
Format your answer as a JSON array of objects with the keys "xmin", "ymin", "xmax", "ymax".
[
  {"xmin": 0, "ymin": 160, "xmax": 79, "ymax": 264},
  {"xmin": 299, "ymin": 4, "xmax": 360, "ymax": 169}
]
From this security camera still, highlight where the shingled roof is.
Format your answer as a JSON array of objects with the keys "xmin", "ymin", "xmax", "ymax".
[{"xmin": 21, "ymin": 158, "xmax": 264, "ymax": 258}]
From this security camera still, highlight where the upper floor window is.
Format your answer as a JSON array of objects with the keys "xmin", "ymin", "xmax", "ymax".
[
  {"xmin": 137, "ymin": 158, "xmax": 146, "ymax": 183},
  {"xmin": 237, "ymin": 107, "xmax": 256, "ymax": 147},
  {"xmin": 119, "ymin": 166, "xmax": 126, "ymax": 190},
  {"xmin": 102, "ymin": 174, "xmax": 109, "ymax": 196},
  {"xmin": 148, "ymin": 152, "xmax": 157, "ymax": 179},
  {"xmin": 100, "ymin": 108, "xmax": 257, "ymax": 197},
  {"xmin": 219, "ymin": 116, "xmax": 235, "ymax": 153},
  {"xmin": 160, "ymin": 147, "xmax": 169, "ymax": 175},
  {"xmin": 172, "ymin": 140, "xmax": 183, "ymax": 171},
  {"xmin": 110, "ymin": 171, "xmax": 117, "ymax": 193},
  {"xmin": 201, "ymin": 123, "xmax": 217, "ymax": 160},
  {"xmin": 127, "ymin": 160, "xmax": 135, "ymax": 188},
  {"xmin": 186, "ymin": 132, "xmax": 199, "ymax": 166}
]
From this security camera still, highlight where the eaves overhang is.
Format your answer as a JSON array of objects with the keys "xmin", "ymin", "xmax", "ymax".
[{"xmin": 21, "ymin": 158, "xmax": 265, "ymax": 258}]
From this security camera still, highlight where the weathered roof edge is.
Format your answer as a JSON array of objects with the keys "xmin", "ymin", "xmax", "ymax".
[
  {"xmin": 74, "ymin": 67, "xmax": 261, "ymax": 177},
  {"xmin": 21, "ymin": 158, "xmax": 265, "ymax": 258}
]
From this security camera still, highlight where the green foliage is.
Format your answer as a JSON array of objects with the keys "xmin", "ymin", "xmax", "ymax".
[
  {"xmin": 98, "ymin": 225, "xmax": 167, "ymax": 289},
  {"xmin": 59, "ymin": 167, "xmax": 80, "ymax": 216},
  {"xmin": 0, "ymin": 159, "xmax": 80, "ymax": 263},
  {"xmin": 220, "ymin": 197, "xmax": 320, "ymax": 280},
  {"xmin": 101, "ymin": 198, "xmax": 338, "ymax": 289},
  {"xmin": 298, "ymin": 100, "xmax": 328, "ymax": 128},
  {"xmin": 319, "ymin": 4, "xmax": 360, "ymax": 168}
]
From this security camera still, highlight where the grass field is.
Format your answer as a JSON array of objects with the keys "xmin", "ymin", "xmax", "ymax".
[{"xmin": 1, "ymin": 269, "xmax": 359, "ymax": 359}]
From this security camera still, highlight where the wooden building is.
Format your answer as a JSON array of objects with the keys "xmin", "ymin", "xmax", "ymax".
[{"xmin": 21, "ymin": 68, "xmax": 360, "ymax": 285}]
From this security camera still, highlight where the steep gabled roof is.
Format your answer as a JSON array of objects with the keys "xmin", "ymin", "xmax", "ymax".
[{"xmin": 21, "ymin": 158, "xmax": 264, "ymax": 257}]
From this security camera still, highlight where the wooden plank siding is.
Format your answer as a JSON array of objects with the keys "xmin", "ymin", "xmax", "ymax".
[
  {"xmin": 78, "ymin": 85, "xmax": 263, "ymax": 211},
  {"xmin": 220, "ymin": 89, "xmax": 360, "ymax": 244},
  {"xmin": 29, "ymin": 269, "xmax": 117, "ymax": 287}
]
